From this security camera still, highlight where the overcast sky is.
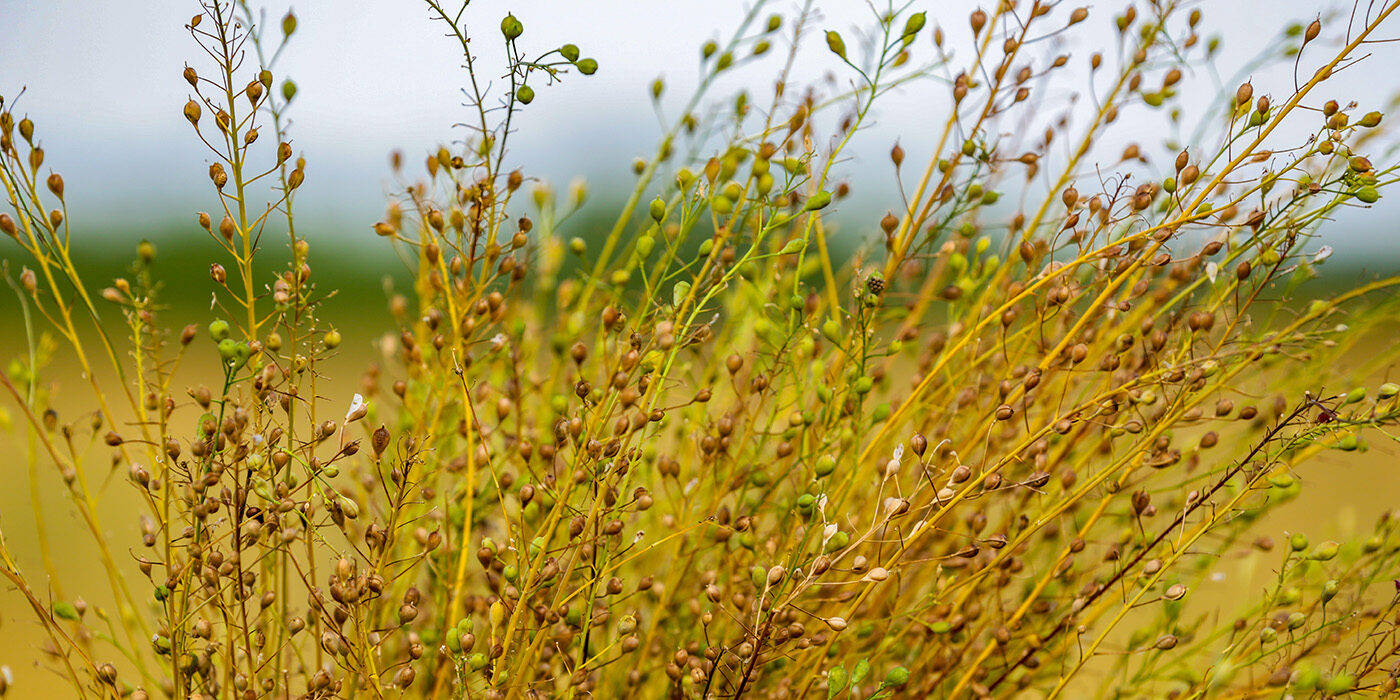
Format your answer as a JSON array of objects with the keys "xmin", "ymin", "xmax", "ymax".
[{"xmin": 2, "ymin": 0, "xmax": 1399, "ymax": 258}]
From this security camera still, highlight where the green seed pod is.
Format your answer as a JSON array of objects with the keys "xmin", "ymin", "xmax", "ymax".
[
  {"xmin": 636, "ymin": 235, "xmax": 655, "ymax": 258},
  {"xmin": 882, "ymin": 666, "xmax": 910, "ymax": 688},
  {"xmin": 824, "ymin": 530, "xmax": 849, "ymax": 552},
  {"xmin": 232, "ymin": 342, "xmax": 250, "ymax": 368},
  {"xmin": 1321, "ymin": 579, "xmax": 1340, "ymax": 602},
  {"xmin": 500, "ymin": 14, "xmax": 524, "ymax": 40},
  {"xmin": 560, "ymin": 44, "xmax": 580, "ymax": 61},
  {"xmin": 805, "ymin": 190, "xmax": 832, "ymax": 211},
  {"xmin": 516, "ymin": 85, "xmax": 535, "ymax": 104},
  {"xmin": 218, "ymin": 339, "xmax": 239, "ymax": 365},
  {"xmin": 825, "ymin": 31, "xmax": 847, "ymax": 60},
  {"xmin": 827, "ymin": 666, "xmax": 849, "ymax": 696},
  {"xmin": 814, "ymin": 454, "xmax": 837, "ymax": 477},
  {"xmin": 1356, "ymin": 186, "xmax": 1380, "ymax": 203},
  {"xmin": 821, "ymin": 319, "xmax": 842, "ymax": 345},
  {"xmin": 766, "ymin": 14, "xmax": 782, "ymax": 32},
  {"xmin": 1290, "ymin": 533, "xmax": 1309, "ymax": 552},
  {"xmin": 902, "ymin": 12, "xmax": 926, "ymax": 38},
  {"xmin": 853, "ymin": 376, "xmax": 873, "ymax": 394},
  {"xmin": 743, "ymin": 565, "xmax": 767, "ymax": 588},
  {"xmin": 1359, "ymin": 111, "xmax": 1383, "ymax": 128},
  {"xmin": 649, "ymin": 196, "xmax": 666, "ymax": 222},
  {"xmin": 1307, "ymin": 541, "xmax": 1340, "ymax": 561},
  {"xmin": 281, "ymin": 78, "xmax": 297, "ymax": 102},
  {"xmin": 53, "ymin": 601, "xmax": 79, "ymax": 621},
  {"xmin": 852, "ymin": 659, "xmax": 870, "ymax": 685},
  {"xmin": 323, "ymin": 329, "xmax": 341, "ymax": 348},
  {"xmin": 1378, "ymin": 382, "xmax": 1399, "ymax": 399},
  {"xmin": 569, "ymin": 237, "xmax": 587, "ymax": 255},
  {"xmin": 756, "ymin": 172, "xmax": 774, "ymax": 194},
  {"xmin": 780, "ymin": 238, "xmax": 806, "ymax": 254},
  {"xmin": 468, "ymin": 653, "xmax": 488, "ymax": 671},
  {"xmin": 576, "ymin": 58, "xmax": 598, "ymax": 75},
  {"xmin": 208, "ymin": 319, "xmax": 231, "ymax": 341},
  {"xmin": 1323, "ymin": 673, "xmax": 1355, "ymax": 695}
]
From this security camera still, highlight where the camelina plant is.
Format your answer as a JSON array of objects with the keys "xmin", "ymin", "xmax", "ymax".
[{"xmin": 6, "ymin": 0, "xmax": 1400, "ymax": 697}]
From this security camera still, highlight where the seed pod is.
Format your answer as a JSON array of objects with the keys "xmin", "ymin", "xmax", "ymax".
[
  {"xmin": 1235, "ymin": 82, "xmax": 1253, "ymax": 108},
  {"xmin": 970, "ymin": 8, "xmax": 987, "ymax": 35},
  {"xmin": 500, "ymin": 14, "xmax": 523, "ymax": 40},
  {"xmin": 184, "ymin": 99, "xmax": 202, "ymax": 126},
  {"xmin": 825, "ymin": 31, "xmax": 846, "ymax": 59}
]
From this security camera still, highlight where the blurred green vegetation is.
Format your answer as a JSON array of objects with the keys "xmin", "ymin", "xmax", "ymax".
[{"xmin": 2, "ymin": 212, "xmax": 1391, "ymax": 363}]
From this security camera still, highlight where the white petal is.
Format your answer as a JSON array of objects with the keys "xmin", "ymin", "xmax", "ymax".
[{"xmin": 345, "ymin": 393, "xmax": 366, "ymax": 421}]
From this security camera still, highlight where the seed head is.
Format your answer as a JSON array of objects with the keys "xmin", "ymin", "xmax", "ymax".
[
  {"xmin": 183, "ymin": 99, "xmax": 202, "ymax": 126},
  {"xmin": 825, "ymin": 31, "xmax": 846, "ymax": 60},
  {"xmin": 500, "ymin": 14, "xmax": 523, "ymax": 40},
  {"xmin": 1235, "ymin": 82, "xmax": 1253, "ymax": 108}
]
